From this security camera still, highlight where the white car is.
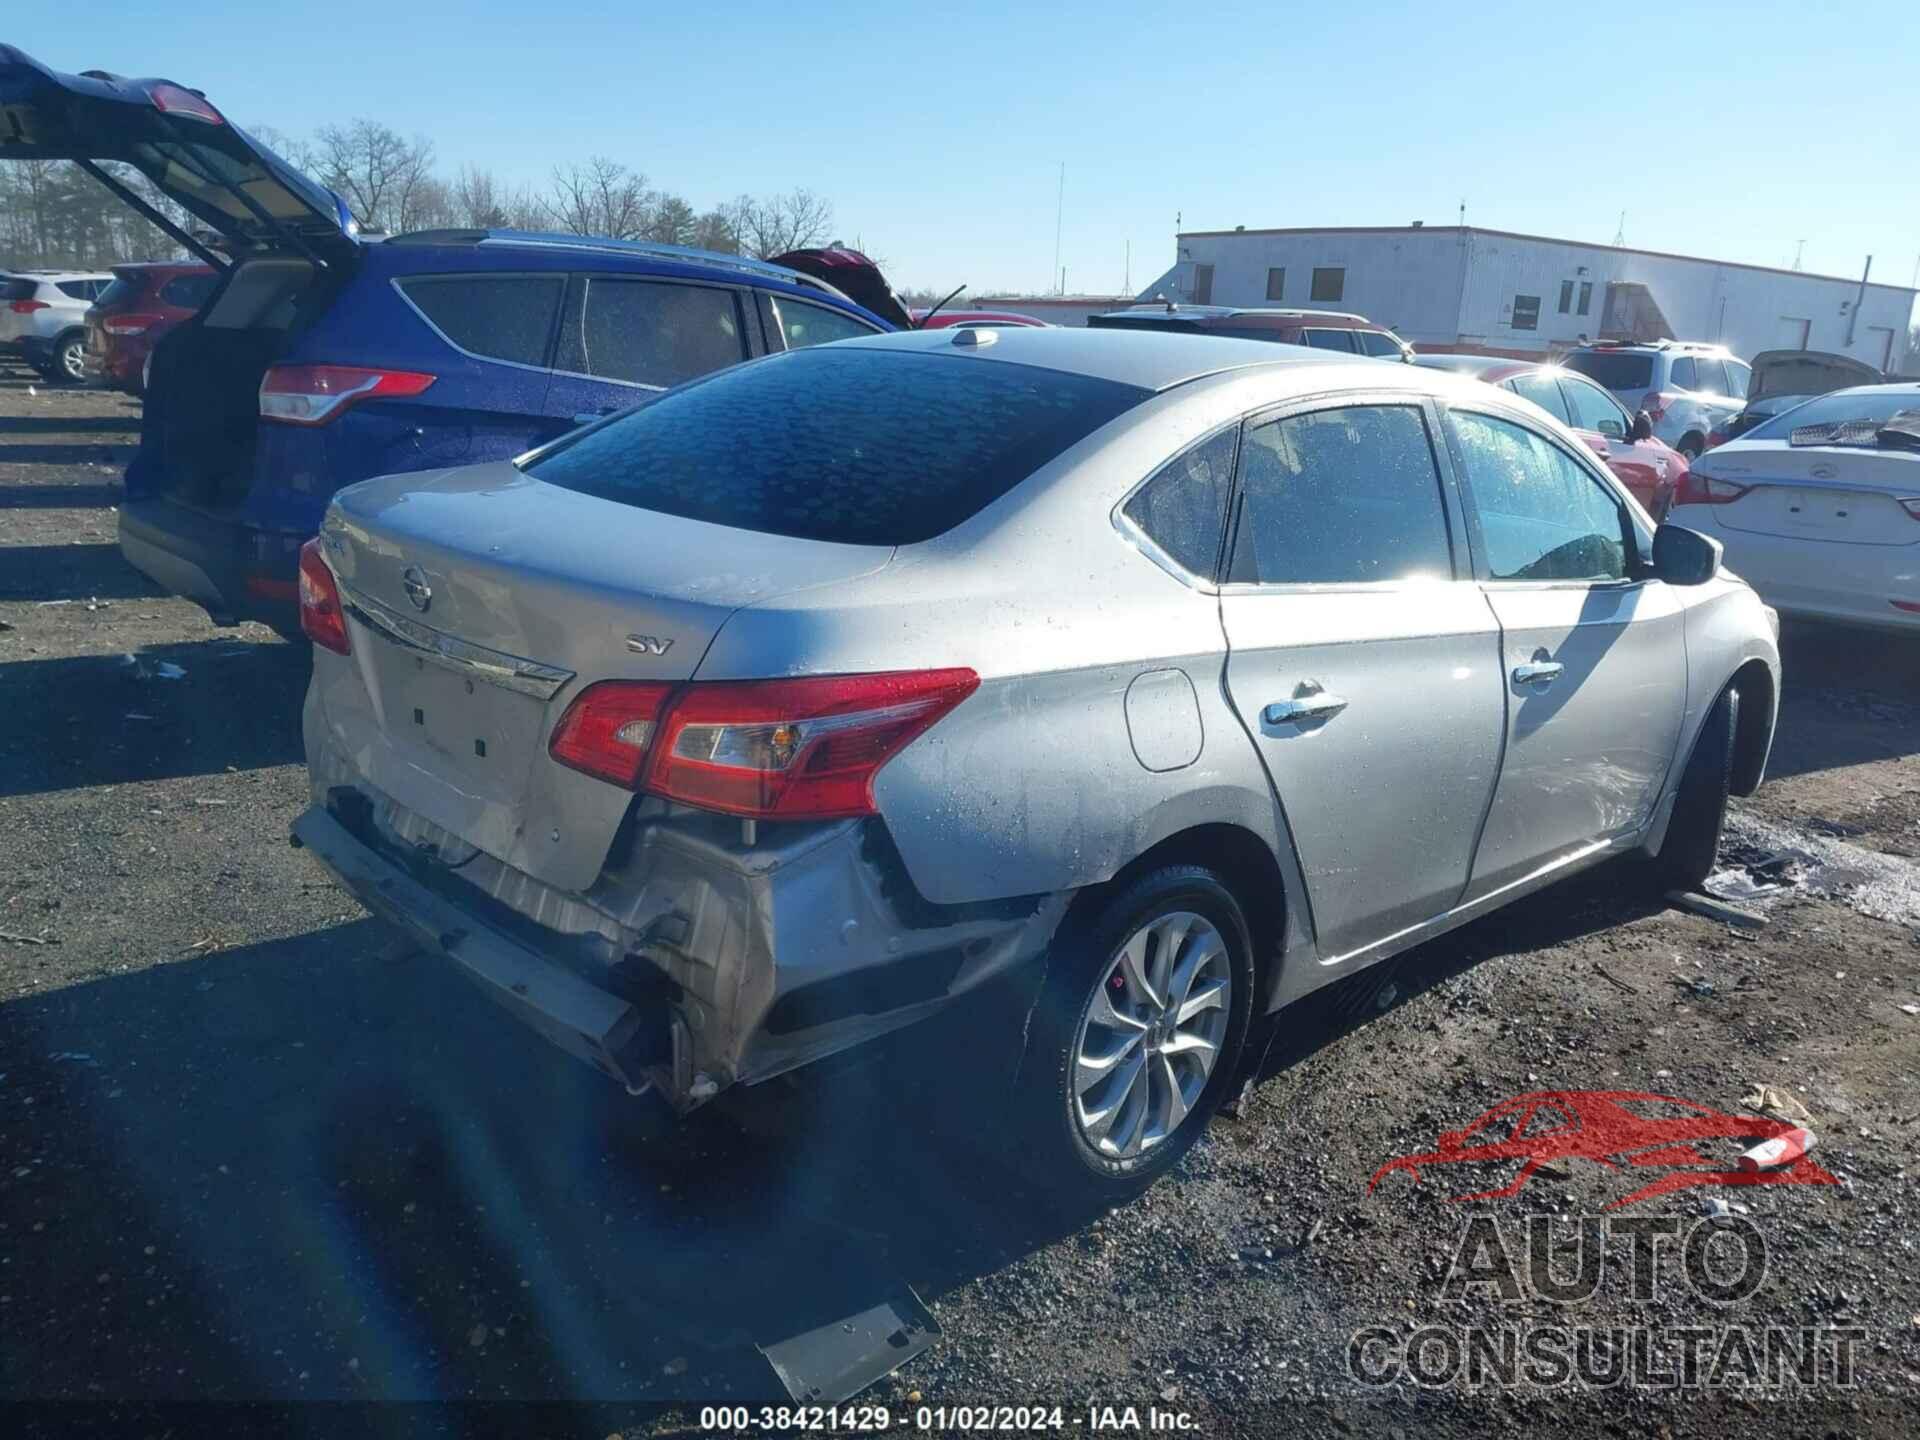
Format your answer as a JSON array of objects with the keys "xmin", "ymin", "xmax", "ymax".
[
  {"xmin": 1669, "ymin": 383, "xmax": 1920, "ymax": 631},
  {"xmin": 1562, "ymin": 340, "xmax": 1752, "ymax": 460},
  {"xmin": 0, "ymin": 269, "xmax": 113, "ymax": 382}
]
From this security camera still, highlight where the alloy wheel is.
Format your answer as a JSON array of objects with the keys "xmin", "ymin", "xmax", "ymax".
[
  {"xmin": 59, "ymin": 338, "xmax": 86, "ymax": 382},
  {"xmin": 1071, "ymin": 909, "xmax": 1231, "ymax": 1159}
]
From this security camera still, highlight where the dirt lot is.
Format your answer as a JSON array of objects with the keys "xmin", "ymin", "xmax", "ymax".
[{"xmin": 2, "ymin": 366, "xmax": 1918, "ymax": 1437}]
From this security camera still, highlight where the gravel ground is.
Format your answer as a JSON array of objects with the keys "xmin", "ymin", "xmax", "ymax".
[{"xmin": 2, "ymin": 366, "xmax": 1918, "ymax": 1437}]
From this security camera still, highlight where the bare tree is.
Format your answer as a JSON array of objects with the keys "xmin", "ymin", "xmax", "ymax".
[
  {"xmin": 542, "ymin": 157, "xmax": 653, "ymax": 241},
  {"xmin": 690, "ymin": 207, "xmax": 741, "ymax": 254},
  {"xmin": 732, "ymin": 188, "xmax": 834, "ymax": 258},
  {"xmin": 315, "ymin": 120, "xmax": 435, "ymax": 234}
]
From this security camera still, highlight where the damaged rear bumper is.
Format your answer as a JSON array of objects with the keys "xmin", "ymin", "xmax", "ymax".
[{"xmin": 291, "ymin": 771, "xmax": 1066, "ymax": 1113}]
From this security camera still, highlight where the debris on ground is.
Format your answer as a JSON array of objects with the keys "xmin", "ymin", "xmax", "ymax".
[
  {"xmin": 1742, "ymin": 1083, "xmax": 1816, "ymax": 1125},
  {"xmin": 0, "ymin": 931, "xmax": 59, "ymax": 947},
  {"xmin": 1740, "ymin": 1127, "xmax": 1816, "ymax": 1171},
  {"xmin": 1665, "ymin": 889, "xmax": 1768, "ymax": 929},
  {"xmin": 116, "ymin": 653, "xmax": 187, "ymax": 682}
]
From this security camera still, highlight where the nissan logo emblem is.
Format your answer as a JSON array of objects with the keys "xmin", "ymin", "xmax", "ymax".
[{"xmin": 401, "ymin": 565, "xmax": 433, "ymax": 613}]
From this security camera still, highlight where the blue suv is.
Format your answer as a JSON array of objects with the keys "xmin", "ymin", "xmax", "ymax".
[{"xmin": 0, "ymin": 48, "xmax": 900, "ymax": 635}]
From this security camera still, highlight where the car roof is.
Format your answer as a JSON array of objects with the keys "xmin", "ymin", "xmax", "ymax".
[
  {"xmin": 1099, "ymin": 303, "xmax": 1376, "ymax": 327},
  {"xmin": 1570, "ymin": 339, "xmax": 1730, "ymax": 355},
  {"xmin": 842, "ymin": 323, "xmax": 1457, "ymax": 392},
  {"xmin": 386, "ymin": 227, "xmax": 849, "ymax": 292},
  {"xmin": 4, "ymin": 269, "xmax": 111, "ymax": 282}
]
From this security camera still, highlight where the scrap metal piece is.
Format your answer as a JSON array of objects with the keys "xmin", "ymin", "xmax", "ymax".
[{"xmin": 758, "ymin": 1288, "xmax": 939, "ymax": 1405}]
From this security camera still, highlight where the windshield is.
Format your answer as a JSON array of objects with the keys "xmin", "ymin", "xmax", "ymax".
[
  {"xmin": 523, "ymin": 347, "xmax": 1150, "ymax": 545},
  {"xmin": 1744, "ymin": 388, "xmax": 1920, "ymax": 442},
  {"xmin": 1563, "ymin": 352, "xmax": 1654, "ymax": 391}
]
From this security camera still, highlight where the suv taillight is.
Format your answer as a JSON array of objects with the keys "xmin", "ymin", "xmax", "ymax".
[
  {"xmin": 9, "ymin": 299, "xmax": 48, "ymax": 314},
  {"xmin": 103, "ymin": 313, "xmax": 164, "ymax": 336},
  {"xmin": 1642, "ymin": 391, "xmax": 1672, "ymax": 422},
  {"xmin": 1673, "ymin": 471, "xmax": 1751, "ymax": 507},
  {"xmin": 260, "ymin": 365, "xmax": 435, "ymax": 426},
  {"xmin": 548, "ymin": 670, "xmax": 981, "ymax": 820},
  {"xmin": 297, "ymin": 540, "xmax": 351, "ymax": 654}
]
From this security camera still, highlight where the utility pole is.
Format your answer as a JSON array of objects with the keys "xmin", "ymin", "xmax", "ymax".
[
  {"xmin": 1612, "ymin": 211, "xmax": 1626, "ymax": 247},
  {"xmin": 1051, "ymin": 162, "xmax": 1065, "ymax": 296},
  {"xmin": 1791, "ymin": 239, "xmax": 1805, "ymax": 271},
  {"xmin": 1845, "ymin": 255, "xmax": 1871, "ymax": 348}
]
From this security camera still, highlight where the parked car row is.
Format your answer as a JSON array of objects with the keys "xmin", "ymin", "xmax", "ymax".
[{"xmin": 0, "ymin": 267, "xmax": 110, "ymax": 381}]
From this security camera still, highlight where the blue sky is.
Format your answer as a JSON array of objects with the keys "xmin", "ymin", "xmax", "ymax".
[{"xmin": 12, "ymin": 0, "xmax": 1920, "ymax": 301}]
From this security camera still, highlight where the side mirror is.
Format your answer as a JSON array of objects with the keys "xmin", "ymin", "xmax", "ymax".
[
  {"xmin": 1629, "ymin": 410, "xmax": 1654, "ymax": 442},
  {"xmin": 1652, "ymin": 523, "xmax": 1722, "ymax": 586}
]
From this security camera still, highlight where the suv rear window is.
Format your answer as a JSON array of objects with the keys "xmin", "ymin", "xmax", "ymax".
[
  {"xmin": 0, "ymin": 278, "xmax": 32, "ymax": 301},
  {"xmin": 524, "ymin": 348, "xmax": 1150, "ymax": 546},
  {"xmin": 398, "ymin": 275, "xmax": 565, "ymax": 368},
  {"xmin": 160, "ymin": 273, "xmax": 219, "ymax": 309},
  {"xmin": 96, "ymin": 277, "xmax": 139, "ymax": 310},
  {"xmin": 1563, "ymin": 351, "xmax": 1654, "ymax": 391}
]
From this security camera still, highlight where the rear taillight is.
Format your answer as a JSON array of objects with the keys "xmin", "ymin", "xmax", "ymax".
[
  {"xmin": 548, "ymin": 682, "xmax": 677, "ymax": 790},
  {"xmin": 260, "ymin": 365, "xmax": 435, "ymax": 426},
  {"xmin": 149, "ymin": 82, "xmax": 223, "ymax": 124},
  {"xmin": 103, "ymin": 313, "xmax": 163, "ymax": 336},
  {"xmin": 8, "ymin": 299, "xmax": 48, "ymax": 314},
  {"xmin": 1900, "ymin": 498, "xmax": 1920, "ymax": 521},
  {"xmin": 1643, "ymin": 391, "xmax": 1671, "ymax": 422},
  {"xmin": 1705, "ymin": 428, "xmax": 1727, "ymax": 449},
  {"xmin": 1673, "ymin": 471, "xmax": 1751, "ymax": 507},
  {"xmin": 297, "ymin": 540, "xmax": 350, "ymax": 654},
  {"xmin": 548, "ymin": 669, "xmax": 981, "ymax": 820}
]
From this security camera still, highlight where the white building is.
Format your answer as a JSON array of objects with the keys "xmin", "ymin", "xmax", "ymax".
[
  {"xmin": 1163, "ymin": 224, "xmax": 1917, "ymax": 373},
  {"xmin": 967, "ymin": 294, "xmax": 1137, "ymax": 328}
]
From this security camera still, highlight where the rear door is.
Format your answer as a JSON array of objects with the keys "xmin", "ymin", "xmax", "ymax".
[
  {"xmin": 1217, "ymin": 397, "xmax": 1505, "ymax": 963},
  {"xmin": 0, "ymin": 45, "xmax": 356, "ymax": 265},
  {"xmin": 542, "ymin": 274, "xmax": 753, "ymax": 428},
  {"xmin": 1441, "ymin": 405, "xmax": 1685, "ymax": 900}
]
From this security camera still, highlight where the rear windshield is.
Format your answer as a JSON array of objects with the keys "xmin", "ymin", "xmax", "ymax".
[
  {"xmin": 1744, "ymin": 388, "xmax": 1920, "ymax": 442},
  {"xmin": 0, "ymin": 278, "xmax": 36, "ymax": 301},
  {"xmin": 1563, "ymin": 352, "xmax": 1654, "ymax": 391},
  {"xmin": 96, "ymin": 277, "xmax": 138, "ymax": 310},
  {"xmin": 524, "ymin": 347, "xmax": 1150, "ymax": 546}
]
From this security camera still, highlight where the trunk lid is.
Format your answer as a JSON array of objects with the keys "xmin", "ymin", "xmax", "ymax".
[
  {"xmin": 318, "ymin": 461, "xmax": 893, "ymax": 890},
  {"xmin": 0, "ymin": 45, "xmax": 358, "ymax": 266},
  {"xmin": 1699, "ymin": 445, "xmax": 1920, "ymax": 545},
  {"xmin": 1747, "ymin": 349, "xmax": 1884, "ymax": 403}
]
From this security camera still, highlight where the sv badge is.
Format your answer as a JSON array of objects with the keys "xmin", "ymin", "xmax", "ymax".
[{"xmin": 626, "ymin": 634, "xmax": 675, "ymax": 656}]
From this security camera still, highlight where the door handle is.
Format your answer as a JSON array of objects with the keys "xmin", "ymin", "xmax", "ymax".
[
  {"xmin": 1512, "ymin": 660, "xmax": 1564, "ymax": 687},
  {"xmin": 1263, "ymin": 692, "xmax": 1349, "ymax": 726},
  {"xmin": 572, "ymin": 407, "xmax": 617, "ymax": 426}
]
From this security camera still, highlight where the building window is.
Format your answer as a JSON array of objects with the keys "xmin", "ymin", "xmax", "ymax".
[
  {"xmin": 1310, "ymin": 267, "xmax": 1345, "ymax": 303},
  {"xmin": 1265, "ymin": 267, "xmax": 1286, "ymax": 302},
  {"xmin": 1511, "ymin": 295, "xmax": 1541, "ymax": 331},
  {"xmin": 1558, "ymin": 280, "xmax": 1574, "ymax": 314},
  {"xmin": 1577, "ymin": 281, "xmax": 1593, "ymax": 316},
  {"xmin": 1191, "ymin": 263, "xmax": 1215, "ymax": 305}
]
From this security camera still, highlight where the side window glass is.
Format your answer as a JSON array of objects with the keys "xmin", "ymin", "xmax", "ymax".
[
  {"xmin": 769, "ymin": 295, "xmax": 876, "ymax": 350},
  {"xmin": 559, "ymin": 279, "xmax": 745, "ymax": 387},
  {"xmin": 1357, "ymin": 331, "xmax": 1403, "ymax": 358},
  {"xmin": 1301, "ymin": 328, "xmax": 1358, "ymax": 353},
  {"xmin": 1724, "ymin": 359, "xmax": 1752, "ymax": 400},
  {"xmin": 1230, "ymin": 405, "xmax": 1454, "ymax": 585},
  {"xmin": 1121, "ymin": 428, "xmax": 1237, "ymax": 579},
  {"xmin": 1692, "ymin": 357, "xmax": 1730, "ymax": 396},
  {"xmin": 1561, "ymin": 376, "xmax": 1628, "ymax": 438},
  {"xmin": 1504, "ymin": 372, "xmax": 1571, "ymax": 425},
  {"xmin": 1450, "ymin": 411, "xmax": 1628, "ymax": 583},
  {"xmin": 1668, "ymin": 356, "xmax": 1698, "ymax": 390},
  {"xmin": 400, "ymin": 275, "xmax": 565, "ymax": 368}
]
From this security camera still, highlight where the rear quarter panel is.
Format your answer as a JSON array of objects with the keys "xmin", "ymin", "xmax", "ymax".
[{"xmin": 1652, "ymin": 574, "xmax": 1779, "ymax": 832}]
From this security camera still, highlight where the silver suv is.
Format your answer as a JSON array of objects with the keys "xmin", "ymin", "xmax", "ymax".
[
  {"xmin": 292, "ymin": 327, "xmax": 1780, "ymax": 1201},
  {"xmin": 0, "ymin": 269, "xmax": 112, "ymax": 382},
  {"xmin": 1562, "ymin": 340, "xmax": 1752, "ymax": 459}
]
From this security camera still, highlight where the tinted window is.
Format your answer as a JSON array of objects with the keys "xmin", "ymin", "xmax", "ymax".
[
  {"xmin": 1302, "ymin": 328, "xmax": 1357, "ymax": 352},
  {"xmin": 160, "ymin": 273, "xmax": 218, "ymax": 309},
  {"xmin": 1511, "ymin": 295, "xmax": 1540, "ymax": 331},
  {"xmin": 0, "ymin": 278, "xmax": 32, "ymax": 301},
  {"xmin": 769, "ymin": 296, "xmax": 874, "ymax": 350},
  {"xmin": 56, "ymin": 280, "xmax": 95, "ymax": 300},
  {"xmin": 1450, "ymin": 411, "xmax": 1626, "ymax": 582},
  {"xmin": 1724, "ymin": 359, "xmax": 1752, "ymax": 400},
  {"xmin": 402, "ymin": 275, "xmax": 564, "ymax": 368},
  {"xmin": 1357, "ymin": 330, "xmax": 1404, "ymax": 358},
  {"xmin": 524, "ymin": 348, "xmax": 1149, "ymax": 546},
  {"xmin": 1504, "ymin": 372, "xmax": 1571, "ymax": 425},
  {"xmin": 1744, "ymin": 387, "xmax": 1920, "ymax": 440},
  {"xmin": 558, "ymin": 278, "xmax": 743, "ymax": 386},
  {"xmin": 1561, "ymin": 375, "xmax": 1628, "ymax": 437},
  {"xmin": 1564, "ymin": 351, "xmax": 1654, "ymax": 392},
  {"xmin": 95, "ymin": 277, "xmax": 138, "ymax": 310},
  {"xmin": 1691, "ymin": 357, "xmax": 1731, "ymax": 396},
  {"xmin": 1122, "ymin": 428, "xmax": 1236, "ymax": 578},
  {"xmin": 1668, "ymin": 355, "xmax": 1698, "ymax": 390},
  {"xmin": 1309, "ymin": 267, "xmax": 1344, "ymax": 302},
  {"xmin": 1265, "ymin": 267, "xmax": 1286, "ymax": 302},
  {"xmin": 1230, "ymin": 405, "xmax": 1454, "ymax": 585}
]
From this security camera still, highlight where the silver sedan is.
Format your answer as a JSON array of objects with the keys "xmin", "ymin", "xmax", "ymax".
[{"xmin": 291, "ymin": 326, "xmax": 1780, "ymax": 1202}]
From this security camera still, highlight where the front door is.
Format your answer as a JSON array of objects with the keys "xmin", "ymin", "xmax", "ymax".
[
  {"xmin": 1442, "ymin": 406, "xmax": 1686, "ymax": 901},
  {"xmin": 1217, "ymin": 399, "xmax": 1506, "ymax": 963}
]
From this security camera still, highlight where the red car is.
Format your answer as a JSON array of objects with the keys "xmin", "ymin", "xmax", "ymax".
[
  {"xmin": 1415, "ymin": 355, "xmax": 1687, "ymax": 519},
  {"xmin": 1368, "ymin": 1089, "xmax": 1837, "ymax": 1210},
  {"xmin": 83, "ymin": 261, "xmax": 218, "ymax": 394},
  {"xmin": 910, "ymin": 307, "xmax": 1049, "ymax": 329}
]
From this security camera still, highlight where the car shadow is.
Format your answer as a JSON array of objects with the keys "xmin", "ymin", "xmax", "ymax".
[
  {"xmin": 0, "ymin": 919, "xmax": 1088, "ymax": 1405},
  {"xmin": 0, "ymin": 638, "xmax": 308, "ymax": 798},
  {"xmin": 0, "ymin": 543, "xmax": 160, "ymax": 602},
  {"xmin": 0, "ymin": 482, "xmax": 125, "ymax": 509},
  {"xmin": 0, "ymin": 404, "xmax": 140, "ymax": 429},
  {"xmin": 0, "ymin": 442, "xmax": 137, "ymax": 468},
  {"xmin": 1761, "ymin": 620, "xmax": 1920, "ymax": 781}
]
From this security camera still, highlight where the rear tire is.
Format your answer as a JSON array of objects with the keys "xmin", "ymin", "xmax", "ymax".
[
  {"xmin": 1012, "ymin": 865, "xmax": 1254, "ymax": 1207},
  {"xmin": 1650, "ymin": 686, "xmax": 1738, "ymax": 892},
  {"xmin": 50, "ymin": 331, "xmax": 87, "ymax": 385},
  {"xmin": 1676, "ymin": 434, "xmax": 1705, "ymax": 461}
]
